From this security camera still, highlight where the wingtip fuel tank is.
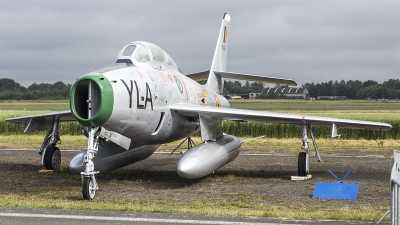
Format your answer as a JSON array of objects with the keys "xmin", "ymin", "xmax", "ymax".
[{"xmin": 177, "ymin": 134, "xmax": 241, "ymax": 179}]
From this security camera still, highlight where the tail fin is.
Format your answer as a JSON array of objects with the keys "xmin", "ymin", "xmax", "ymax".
[{"xmin": 205, "ymin": 13, "xmax": 230, "ymax": 94}]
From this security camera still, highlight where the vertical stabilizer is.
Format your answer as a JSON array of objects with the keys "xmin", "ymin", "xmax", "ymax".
[{"xmin": 205, "ymin": 13, "xmax": 230, "ymax": 94}]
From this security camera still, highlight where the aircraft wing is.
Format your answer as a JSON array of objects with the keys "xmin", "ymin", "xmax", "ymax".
[
  {"xmin": 186, "ymin": 70, "xmax": 297, "ymax": 86},
  {"xmin": 170, "ymin": 103, "xmax": 392, "ymax": 131},
  {"xmin": 6, "ymin": 110, "xmax": 74, "ymax": 133}
]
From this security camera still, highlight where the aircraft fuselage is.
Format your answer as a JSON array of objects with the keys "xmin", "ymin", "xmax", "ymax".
[{"xmin": 70, "ymin": 42, "xmax": 229, "ymax": 147}]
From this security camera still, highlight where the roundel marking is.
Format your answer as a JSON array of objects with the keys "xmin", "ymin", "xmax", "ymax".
[{"xmin": 174, "ymin": 75, "xmax": 183, "ymax": 93}]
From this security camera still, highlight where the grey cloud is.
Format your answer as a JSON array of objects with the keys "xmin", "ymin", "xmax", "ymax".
[{"xmin": 0, "ymin": 0, "xmax": 399, "ymax": 87}]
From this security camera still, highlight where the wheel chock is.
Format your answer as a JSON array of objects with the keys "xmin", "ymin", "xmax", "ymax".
[
  {"xmin": 39, "ymin": 169, "xmax": 54, "ymax": 173},
  {"xmin": 291, "ymin": 174, "xmax": 312, "ymax": 180}
]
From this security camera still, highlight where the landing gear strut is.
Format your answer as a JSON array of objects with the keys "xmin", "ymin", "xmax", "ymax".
[
  {"xmin": 298, "ymin": 122, "xmax": 322, "ymax": 176},
  {"xmin": 81, "ymin": 127, "xmax": 100, "ymax": 200},
  {"xmin": 39, "ymin": 116, "xmax": 62, "ymax": 172}
]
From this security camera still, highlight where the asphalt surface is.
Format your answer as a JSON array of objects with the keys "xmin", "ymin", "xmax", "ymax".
[
  {"xmin": 0, "ymin": 149, "xmax": 394, "ymax": 224},
  {"xmin": 0, "ymin": 207, "xmax": 386, "ymax": 224}
]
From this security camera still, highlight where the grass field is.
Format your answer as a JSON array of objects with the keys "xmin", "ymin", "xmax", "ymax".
[
  {"xmin": 229, "ymin": 99, "xmax": 400, "ymax": 112},
  {"xmin": 2, "ymin": 99, "xmax": 399, "ymax": 114},
  {"xmin": 1, "ymin": 99, "xmax": 399, "ymax": 139}
]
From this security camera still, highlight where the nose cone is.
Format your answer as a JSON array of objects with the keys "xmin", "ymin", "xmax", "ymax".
[{"xmin": 70, "ymin": 73, "xmax": 114, "ymax": 127}]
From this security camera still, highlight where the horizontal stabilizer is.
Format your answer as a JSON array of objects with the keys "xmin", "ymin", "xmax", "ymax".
[
  {"xmin": 215, "ymin": 71, "xmax": 297, "ymax": 86},
  {"xmin": 186, "ymin": 70, "xmax": 297, "ymax": 86}
]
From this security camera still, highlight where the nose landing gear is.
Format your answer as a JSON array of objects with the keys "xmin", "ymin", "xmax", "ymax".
[{"xmin": 81, "ymin": 127, "xmax": 100, "ymax": 200}]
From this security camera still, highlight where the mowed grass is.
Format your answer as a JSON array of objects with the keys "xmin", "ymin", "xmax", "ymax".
[
  {"xmin": 0, "ymin": 195, "xmax": 388, "ymax": 222},
  {"xmin": 0, "ymin": 100, "xmax": 70, "ymax": 121},
  {"xmin": 0, "ymin": 100, "xmax": 69, "ymax": 110},
  {"xmin": 229, "ymin": 98, "xmax": 400, "ymax": 112}
]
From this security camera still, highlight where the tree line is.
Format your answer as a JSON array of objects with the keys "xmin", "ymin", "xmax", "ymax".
[
  {"xmin": 303, "ymin": 79, "xmax": 400, "ymax": 99},
  {"xmin": 1, "ymin": 78, "xmax": 399, "ymax": 100},
  {"xmin": 0, "ymin": 78, "xmax": 71, "ymax": 100},
  {"xmin": 223, "ymin": 80, "xmax": 265, "ymax": 95}
]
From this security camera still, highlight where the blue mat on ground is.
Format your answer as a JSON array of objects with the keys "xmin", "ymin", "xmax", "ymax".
[
  {"xmin": 312, "ymin": 182, "xmax": 359, "ymax": 200},
  {"xmin": 312, "ymin": 169, "xmax": 359, "ymax": 200}
]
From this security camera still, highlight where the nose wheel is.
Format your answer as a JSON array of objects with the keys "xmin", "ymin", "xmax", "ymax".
[
  {"xmin": 81, "ymin": 127, "xmax": 100, "ymax": 200},
  {"xmin": 82, "ymin": 176, "xmax": 98, "ymax": 200}
]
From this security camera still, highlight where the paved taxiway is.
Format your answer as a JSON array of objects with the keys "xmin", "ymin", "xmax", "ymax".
[{"xmin": 0, "ymin": 207, "xmax": 386, "ymax": 224}]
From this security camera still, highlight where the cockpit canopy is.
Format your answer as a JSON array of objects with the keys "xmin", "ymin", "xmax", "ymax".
[{"xmin": 116, "ymin": 41, "xmax": 178, "ymax": 71}]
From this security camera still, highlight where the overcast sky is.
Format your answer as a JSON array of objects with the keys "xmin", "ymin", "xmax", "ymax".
[{"xmin": 1, "ymin": 0, "xmax": 399, "ymax": 87}]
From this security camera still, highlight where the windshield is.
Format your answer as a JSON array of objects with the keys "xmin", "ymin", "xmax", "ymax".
[{"xmin": 122, "ymin": 45, "xmax": 136, "ymax": 56}]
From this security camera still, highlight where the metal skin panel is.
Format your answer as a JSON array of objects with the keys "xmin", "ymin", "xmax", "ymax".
[
  {"xmin": 177, "ymin": 134, "xmax": 241, "ymax": 179},
  {"xmin": 100, "ymin": 66, "xmax": 159, "ymax": 142}
]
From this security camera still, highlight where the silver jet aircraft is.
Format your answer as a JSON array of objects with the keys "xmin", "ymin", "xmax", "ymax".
[{"xmin": 6, "ymin": 13, "xmax": 392, "ymax": 200}]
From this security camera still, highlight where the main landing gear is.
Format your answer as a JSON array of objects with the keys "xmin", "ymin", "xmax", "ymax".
[
  {"xmin": 39, "ymin": 116, "xmax": 62, "ymax": 172},
  {"xmin": 298, "ymin": 122, "xmax": 322, "ymax": 177},
  {"xmin": 81, "ymin": 127, "xmax": 100, "ymax": 200}
]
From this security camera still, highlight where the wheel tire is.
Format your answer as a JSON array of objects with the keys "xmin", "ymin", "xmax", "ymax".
[
  {"xmin": 43, "ymin": 146, "xmax": 55, "ymax": 170},
  {"xmin": 298, "ymin": 152, "xmax": 307, "ymax": 176},
  {"xmin": 82, "ymin": 177, "xmax": 96, "ymax": 200},
  {"xmin": 51, "ymin": 148, "xmax": 61, "ymax": 172},
  {"xmin": 43, "ymin": 146, "xmax": 61, "ymax": 172}
]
